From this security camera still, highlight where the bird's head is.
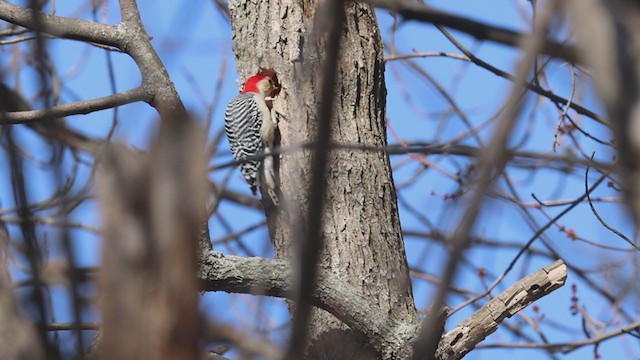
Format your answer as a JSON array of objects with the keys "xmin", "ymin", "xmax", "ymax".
[{"xmin": 241, "ymin": 68, "xmax": 281, "ymax": 98}]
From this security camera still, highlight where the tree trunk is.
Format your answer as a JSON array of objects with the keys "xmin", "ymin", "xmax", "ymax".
[{"xmin": 228, "ymin": 0, "xmax": 418, "ymax": 356}]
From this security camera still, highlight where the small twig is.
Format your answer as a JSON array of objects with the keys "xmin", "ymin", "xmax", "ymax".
[
  {"xmin": 585, "ymin": 154, "xmax": 639, "ymax": 251},
  {"xmin": 553, "ymin": 64, "xmax": 576, "ymax": 151},
  {"xmin": 384, "ymin": 51, "xmax": 470, "ymax": 63},
  {"xmin": 210, "ymin": 221, "xmax": 267, "ymax": 245},
  {"xmin": 449, "ymin": 171, "xmax": 610, "ymax": 316},
  {"xmin": 477, "ymin": 320, "xmax": 640, "ymax": 354}
]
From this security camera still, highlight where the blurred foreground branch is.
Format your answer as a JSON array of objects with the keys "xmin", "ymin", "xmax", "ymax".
[
  {"xmin": 97, "ymin": 114, "xmax": 207, "ymax": 359},
  {"xmin": 0, "ymin": 225, "xmax": 44, "ymax": 359},
  {"xmin": 565, "ymin": 0, "xmax": 640, "ymax": 225}
]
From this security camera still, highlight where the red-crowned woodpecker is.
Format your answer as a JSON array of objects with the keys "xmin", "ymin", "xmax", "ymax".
[{"xmin": 224, "ymin": 68, "xmax": 281, "ymax": 205}]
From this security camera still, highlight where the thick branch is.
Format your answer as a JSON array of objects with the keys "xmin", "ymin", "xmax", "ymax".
[
  {"xmin": 564, "ymin": 0, "xmax": 640, "ymax": 225},
  {"xmin": 0, "ymin": 1, "xmax": 187, "ymax": 120},
  {"xmin": 436, "ymin": 260, "xmax": 567, "ymax": 359},
  {"xmin": 198, "ymin": 250, "xmax": 418, "ymax": 358},
  {"xmin": 117, "ymin": 0, "xmax": 186, "ymax": 116},
  {"xmin": 0, "ymin": 1, "xmax": 121, "ymax": 47},
  {"xmin": 199, "ymin": 251, "xmax": 566, "ymax": 359}
]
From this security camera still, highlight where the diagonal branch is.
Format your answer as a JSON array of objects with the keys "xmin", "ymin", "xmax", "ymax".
[
  {"xmin": 430, "ymin": 26, "xmax": 608, "ymax": 126},
  {"xmin": 366, "ymin": 0, "xmax": 579, "ymax": 64},
  {"xmin": 436, "ymin": 260, "xmax": 567, "ymax": 359},
  {"xmin": 0, "ymin": 1, "xmax": 121, "ymax": 47}
]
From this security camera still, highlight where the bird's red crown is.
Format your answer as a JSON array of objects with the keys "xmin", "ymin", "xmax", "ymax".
[{"xmin": 241, "ymin": 68, "xmax": 281, "ymax": 97}]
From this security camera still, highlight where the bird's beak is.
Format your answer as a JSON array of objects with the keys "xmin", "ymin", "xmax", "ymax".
[{"xmin": 270, "ymin": 83, "xmax": 281, "ymax": 97}]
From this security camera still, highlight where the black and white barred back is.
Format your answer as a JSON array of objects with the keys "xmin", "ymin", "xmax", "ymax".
[{"xmin": 224, "ymin": 93, "xmax": 264, "ymax": 194}]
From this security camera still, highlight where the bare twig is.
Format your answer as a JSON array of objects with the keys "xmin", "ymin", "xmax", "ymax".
[
  {"xmin": 434, "ymin": 25, "xmax": 608, "ymax": 126},
  {"xmin": 478, "ymin": 320, "xmax": 640, "ymax": 353},
  {"xmin": 210, "ymin": 141, "xmax": 613, "ymax": 173},
  {"xmin": 584, "ymin": 155, "xmax": 639, "ymax": 250}
]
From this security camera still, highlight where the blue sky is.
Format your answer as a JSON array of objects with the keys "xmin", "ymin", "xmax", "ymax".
[{"xmin": 1, "ymin": 0, "xmax": 638, "ymax": 359}]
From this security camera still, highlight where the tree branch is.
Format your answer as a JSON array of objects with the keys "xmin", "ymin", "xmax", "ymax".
[
  {"xmin": 0, "ymin": 1, "xmax": 121, "ymax": 47},
  {"xmin": 414, "ymin": 26, "xmax": 608, "ymax": 126},
  {"xmin": 366, "ymin": 0, "xmax": 579, "ymax": 64},
  {"xmin": 478, "ymin": 319, "xmax": 640, "ymax": 353},
  {"xmin": 0, "ymin": 87, "xmax": 149, "ymax": 124},
  {"xmin": 199, "ymin": 251, "xmax": 566, "ymax": 359},
  {"xmin": 210, "ymin": 142, "xmax": 613, "ymax": 173},
  {"xmin": 413, "ymin": 2, "xmax": 558, "ymax": 356},
  {"xmin": 0, "ymin": 1, "xmax": 188, "ymax": 120},
  {"xmin": 436, "ymin": 260, "xmax": 567, "ymax": 359},
  {"xmin": 198, "ymin": 250, "xmax": 418, "ymax": 358}
]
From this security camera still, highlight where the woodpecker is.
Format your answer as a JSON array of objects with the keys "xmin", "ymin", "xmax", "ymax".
[{"xmin": 224, "ymin": 68, "xmax": 281, "ymax": 205}]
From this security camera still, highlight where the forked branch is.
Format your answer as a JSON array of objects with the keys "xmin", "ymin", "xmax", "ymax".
[{"xmin": 200, "ymin": 250, "xmax": 567, "ymax": 359}]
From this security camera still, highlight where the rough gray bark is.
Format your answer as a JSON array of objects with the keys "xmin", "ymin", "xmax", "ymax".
[
  {"xmin": 200, "ymin": 250, "xmax": 419, "ymax": 358},
  {"xmin": 436, "ymin": 260, "xmax": 567, "ymax": 359},
  {"xmin": 228, "ymin": 0, "xmax": 418, "ymax": 357}
]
